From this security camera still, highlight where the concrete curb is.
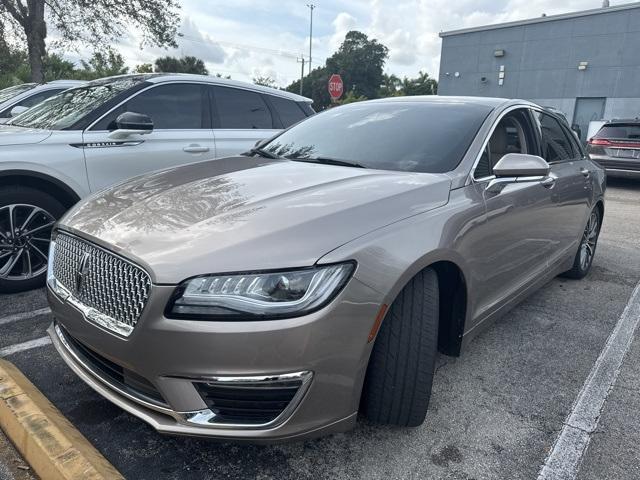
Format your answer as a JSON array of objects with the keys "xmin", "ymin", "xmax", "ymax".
[{"xmin": 0, "ymin": 359, "xmax": 123, "ymax": 480}]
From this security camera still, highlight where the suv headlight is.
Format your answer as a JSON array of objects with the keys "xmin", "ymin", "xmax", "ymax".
[{"xmin": 166, "ymin": 262, "xmax": 355, "ymax": 320}]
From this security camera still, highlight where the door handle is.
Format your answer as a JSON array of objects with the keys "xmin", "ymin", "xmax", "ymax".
[
  {"xmin": 580, "ymin": 168, "xmax": 590, "ymax": 178},
  {"xmin": 540, "ymin": 176, "xmax": 556, "ymax": 188},
  {"xmin": 183, "ymin": 145, "xmax": 210, "ymax": 154}
]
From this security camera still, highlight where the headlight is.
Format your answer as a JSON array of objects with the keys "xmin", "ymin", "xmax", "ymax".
[{"xmin": 166, "ymin": 262, "xmax": 355, "ymax": 320}]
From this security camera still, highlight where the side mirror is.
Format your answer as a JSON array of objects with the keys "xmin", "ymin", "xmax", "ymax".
[
  {"xmin": 107, "ymin": 112, "xmax": 153, "ymax": 139},
  {"xmin": 9, "ymin": 105, "xmax": 28, "ymax": 117},
  {"xmin": 493, "ymin": 153, "xmax": 550, "ymax": 177},
  {"xmin": 486, "ymin": 153, "xmax": 552, "ymax": 194}
]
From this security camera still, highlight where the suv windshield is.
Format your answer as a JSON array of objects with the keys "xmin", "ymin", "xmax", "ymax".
[
  {"xmin": 8, "ymin": 76, "xmax": 148, "ymax": 130},
  {"xmin": 0, "ymin": 83, "xmax": 37, "ymax": 104},
  {"xmin": 595, "ymin": 123, "xmax": 640, "ymax": 141},
  {"xmin": 262, "ymin": 100, "xmax": 493, "ymax": 173}
]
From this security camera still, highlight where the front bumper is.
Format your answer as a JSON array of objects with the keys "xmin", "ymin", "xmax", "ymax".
[{"xmin": 47, "ymin": 276, "xmax": 381, "ymax": 442}]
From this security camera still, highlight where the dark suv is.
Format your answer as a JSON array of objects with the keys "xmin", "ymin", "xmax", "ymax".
[{"xmin": 587, "ymin": 119, "xmax": 640, "ymax": 178}]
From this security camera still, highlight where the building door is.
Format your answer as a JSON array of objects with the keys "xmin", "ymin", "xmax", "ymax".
[{"xmin": 572, "ymin": 97, "xmax": 606, "ymax": 143}]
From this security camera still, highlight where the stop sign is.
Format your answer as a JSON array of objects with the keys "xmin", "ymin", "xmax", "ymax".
[{"xmin": 328, "ymin": 74, "xmax": 344, "ymax": 100}]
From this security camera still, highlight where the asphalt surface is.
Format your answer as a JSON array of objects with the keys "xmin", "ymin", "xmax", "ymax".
[{"xmin": 0, "ymin": 178, "xmax": 639, "ymax": 480}]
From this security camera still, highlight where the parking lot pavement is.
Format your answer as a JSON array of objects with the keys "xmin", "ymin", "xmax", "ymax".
[
  {"xmin": 0, "ymin": 429, "xmax": 35, "ymax": 480},
  {"xmin": 0, "ymin": 178, "xmax": 639, "ymax": 480}
]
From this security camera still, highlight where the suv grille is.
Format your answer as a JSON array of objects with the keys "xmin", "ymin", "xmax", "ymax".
[{"xmin": 52, "ymin": 233, "xmax": 151, "ymax": 336}]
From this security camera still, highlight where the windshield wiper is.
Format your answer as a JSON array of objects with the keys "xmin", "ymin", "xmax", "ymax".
[
  {"xmin": 243, "ymin": 147, "xmax": 281, "ymax": 159},
  {"xmin": 289, "ymin": 156, "xmax": 367, "ymax": 169}
]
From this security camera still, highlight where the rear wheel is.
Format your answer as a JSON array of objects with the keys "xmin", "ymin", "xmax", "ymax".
[
  {"xmin": 0, "ymin": 186, "xmax": 65, "ymax": 293},
  {"xmin": 561, "ymin": 207, "xmax": 601, "ymax": 280},
  {"xmin": 361, "ymin": 268, "xmax": 439, "ymax": 427}
]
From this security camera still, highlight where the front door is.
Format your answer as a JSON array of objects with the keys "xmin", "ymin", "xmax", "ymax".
[
  {"xmin": 469, "ymin": 108, "xmax": 556, "ymax": 321},
  {"xmin": 82, "ymin": 83, "xmax": 216, "ymax": 192}
]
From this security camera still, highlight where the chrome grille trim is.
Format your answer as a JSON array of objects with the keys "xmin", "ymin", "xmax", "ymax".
[{"xmin": 49, "ymin": 232, "xmax": 151, "ymax": 337}]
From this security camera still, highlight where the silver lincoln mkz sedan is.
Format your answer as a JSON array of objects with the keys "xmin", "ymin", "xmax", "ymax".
[{"xmin": 47, "ymin": 97, "xmax": 605, "ymax": 442}]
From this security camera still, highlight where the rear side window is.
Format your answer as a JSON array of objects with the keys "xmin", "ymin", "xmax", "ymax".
[
  {"xmin": 595, "ymin": 124, "xmax": 640, "ymax": 140},
  {"xmin": 269, "ymin": 96, "xmax": 307, "ymax": 127},
  {"xmin": 92, "ymin": 83, "xmax": 205, "ymax": 130},
  {"xmin": 213, "ymin": 87, "xmax": 273, "ymax": 129},
  {"xmin": 536, "ymin": 112, "xmax": 575, "ymax": 162}
]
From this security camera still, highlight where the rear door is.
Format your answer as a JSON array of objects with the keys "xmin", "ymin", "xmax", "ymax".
[
  {"xmin": 210, "ymin": 86, "xmax": 280, "ymax": 158},
  {"xmin": 532, "ymin": 110, "xmax": 591, "ymax": 265},
  {"xmin": 82, "ymin": 82, "xmax": 215, "ymax": 192}
]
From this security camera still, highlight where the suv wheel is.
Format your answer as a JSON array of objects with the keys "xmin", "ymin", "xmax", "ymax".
[
  {"xmin": 0, "ymin": 186, "xmax": 65, "ymax": 293},
  {"xmin": 561, "ymin": 206, "xmax": 601, "ymax": 279},
  {"xmin": 361, "ymin": 268, "xmax": 439, "ymax": 427}
]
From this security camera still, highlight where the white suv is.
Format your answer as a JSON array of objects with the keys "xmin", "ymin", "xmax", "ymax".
[
  {"xmin": 0, "ymin": 80, "xmax": 86, "ymax": 123},
  {"xmin": 0, "ymin": 74, "xmax": 313, "ymax": 292}
]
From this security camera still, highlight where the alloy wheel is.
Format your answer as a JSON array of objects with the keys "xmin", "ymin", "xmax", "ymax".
[
  {"xmin": 0, "ymin": 204, "xmax": 55, "ymax": 281},
  {"xmin": 579, "ymin": 210, "xmax": 599, "ymax": 271}
]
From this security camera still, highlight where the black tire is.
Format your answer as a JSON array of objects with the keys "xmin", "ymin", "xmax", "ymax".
[
  {"xmin": 361, "ymin": 268, "xmax": 439, "ymax": 427},
  {"xmin": 0, "ymin": 185, "xmax": 66, "ymax": 293},
  {"xmin": 561, "ymin": 206, "xmax": 602, "ymax": 280}
]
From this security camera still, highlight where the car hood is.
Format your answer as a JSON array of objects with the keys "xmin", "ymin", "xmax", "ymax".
[
  {"xmin": 60, "ymin": 157, "xmax": 451, "ymax": 283},
  {"xmin": 0, "ymin": 124, "xmax": 52, "ymax": 145}
]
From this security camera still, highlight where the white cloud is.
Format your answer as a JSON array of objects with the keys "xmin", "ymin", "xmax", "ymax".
[{"xmin": 60, "ymin": 0, "xmax": 606, "ymax": 86}]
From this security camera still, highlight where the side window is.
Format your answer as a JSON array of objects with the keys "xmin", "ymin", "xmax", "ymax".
[
  {"xmin": 213, "ymin": 87, "xmax": 273, "ymax": 129},
  {"xmin": 475, "ymin": 109, "xmax": 536, "ymax": 179},
  {"xmin": 91, "ymin": 83, "xmax": 205, "ymax": 130},
  {"xmin": 536, "ymin": 112, "xmax": 574, "ymax": 163},
  {"xmin": 269, "ymin": 96, "xmax": 307, "ymax": 127}
]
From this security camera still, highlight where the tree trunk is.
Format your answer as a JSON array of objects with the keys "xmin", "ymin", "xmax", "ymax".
[{"xmin": 25, "ymin": 0, "xmax": 46, "ymax": 83}]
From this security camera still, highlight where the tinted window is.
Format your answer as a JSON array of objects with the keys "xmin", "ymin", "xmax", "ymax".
[
  {"xmin": 11, "ymin": 89, "xmax": 64, "ymax": 111},
  {"xmin": 595, "ymin": 124, "xmax": 640, "ymax": 140},
  {"xmin": 93, "ymin": 83, "xmax": 205, "ymax": 130},
  {"xmin": 263, "ymin": 101, "xmax": 493, "ymax": 173},
  {"xmin": 270, "ymin": 96, "xmax": 307, "ymax": 127},
  {"xmin": 536, "ymin": 112, "xmax": 574, "ymax": 162},
  {"xmin": 8, "ymin": 77, "xmax": 147, "ymax": 130},
  {"xmin": 213, "ymin": 87, "xmax": 272, "ymax": 129}
]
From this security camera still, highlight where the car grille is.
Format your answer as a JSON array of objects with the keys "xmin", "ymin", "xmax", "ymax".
[{"xmin": 52, "ymin": 233, "xmax": 152, "ymax": 336}]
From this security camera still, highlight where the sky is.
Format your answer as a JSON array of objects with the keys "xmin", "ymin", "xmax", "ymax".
[{"xmin": 103, "ymin": 0, "xmax": 614, "ymax": 86}]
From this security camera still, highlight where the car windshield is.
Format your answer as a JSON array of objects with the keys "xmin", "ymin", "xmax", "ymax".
[
  {"xmin": 595, "ymin": 123, "xmax": 640, "ymax": 141},
  {"xmin": 7, "ymin": 76, "xmax": 148, "ymax": 130},
  {"xmin": 262, "ymin": 100, "xmax": 493, "ymax": 173},
  {"xmin": 0, "ymin": 83, "xmax": 37, "ymax": 104}
]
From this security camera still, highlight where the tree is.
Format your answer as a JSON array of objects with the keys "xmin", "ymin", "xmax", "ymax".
[
  {"xmin": 154, "ymin": 55, "xmax": 208, "ymax": 75},
  {"xmin": 286, "ymin": 31, "xmax": 389, "ymax": 110},
  {"xmin": 0, "ymin": 0, "xmax": 180, "ymax": 83},
  {"xmin": 79, "ymin": 49, "xmax": 129, "ymax": 79},
  {"xmin": 134, "ymin": 63, "xmax": 154, "ymax": 74},
  {"xmin": 253, "ymin": 76, "xmax": 277, "ymax": 88},
  {"xmin": 400, "ymin": 71, "xmax": 438, "ymax": 96}
]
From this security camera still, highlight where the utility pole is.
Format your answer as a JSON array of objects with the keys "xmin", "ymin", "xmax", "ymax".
[
  {"xmin": 306, "ymin": 4, "xmax": 315, "ymax": 75},
  {"xmin": 297, "ymin": 56, "xmax": 306, "ymax": 95}
]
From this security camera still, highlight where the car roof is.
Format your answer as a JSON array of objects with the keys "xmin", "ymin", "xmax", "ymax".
[
  {"xmin": 607, "ymin": 118, "xmax": 640, "ymax": 124},
  {"xmin": 38, "ymin": 80, "xmax": 87, "ymax": 89},
  {"xmin": 89, "ymin": 73, "xmax": 312, "ymax": 104},
  {"xmin": 364, "ymin": 95, "xmax": 526, "ymax": 109}
]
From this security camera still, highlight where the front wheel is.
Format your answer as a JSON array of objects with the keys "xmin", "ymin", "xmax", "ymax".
[
  {"xmin": 360, "ymin": 268, "xmax": 439, "ymax": 427},
  {"xmin": 0, "ymin": 186, "xmax": 65, "ymax": 293},
  {"xmin": 561, "ymin": 206, "xmax": 601, "ymax": 280}
]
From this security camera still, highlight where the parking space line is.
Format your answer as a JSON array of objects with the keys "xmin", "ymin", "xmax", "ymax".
[
  {"xmin": 538, "ymin": 281, "xmax": 640, "ymax": 480},
  {"xmin": 0, "ymin": 337, "xmax": 52, "ymax": 358},
  {"xmin": 0, "ymin": 307, "xmax": 51, "ymax": 327}
]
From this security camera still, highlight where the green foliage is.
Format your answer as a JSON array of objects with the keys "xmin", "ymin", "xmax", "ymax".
[
  {"xmin": 78, "ymin": 49, "xmax": 129, "ymax": 79},
  {"xmin": 399, "ymin": 71, "xmax": 438, "ymax": 96},
  {"xmin": 334, "ymin": 90, "xmax": 367, "ymax": 105},
  {"xmin": 134, "ymin": 63, "xmax": 154, "ymax": 74},
  {"xmin": 0, "ymin": 0, "xmax": 180, "ymax": 81},
  {"xmin": 0, "ymin": 42, "xmax": 28, "ymax": 88},
  {"xmin": 253, "ymin": 76, "xmax": 277, "ymax": 88},
  {"xmin": 154, "ymin": 55, "xmax": 208, "ymax": 75}
]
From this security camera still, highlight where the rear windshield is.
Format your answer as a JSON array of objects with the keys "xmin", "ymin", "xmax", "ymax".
[
  {"xmin": 262, "ymin": 101, "xmax": 492, "ymax": 173},
  {"xmin": 595, "ymin": 124, "xmax": 640, "ymax": 140},
  {"xmin": 0, "ymin": 84, "xmax": 37, "ymax": 104}
]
